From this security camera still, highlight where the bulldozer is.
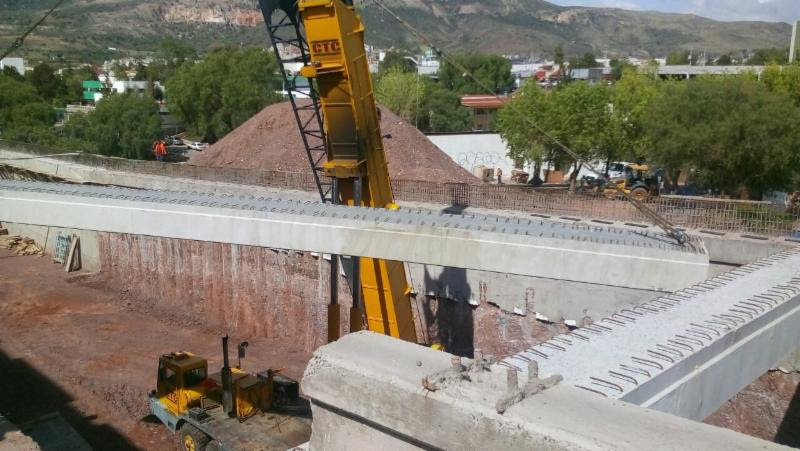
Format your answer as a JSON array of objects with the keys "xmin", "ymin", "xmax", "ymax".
[
  {"xmin": 602, "ymin": 163, "xmax": 660, "ymax": 201},
  {"xmin": 149, "ymin": 336, "xmax": 311, "ymax": 451}
]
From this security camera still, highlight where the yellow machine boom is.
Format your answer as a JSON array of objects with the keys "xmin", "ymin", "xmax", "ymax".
[{"xmin": 262, "ymin": 0, "xmax": 417, "ymax": 342}]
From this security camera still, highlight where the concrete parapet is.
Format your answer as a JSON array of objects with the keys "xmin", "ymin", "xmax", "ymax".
[{"xmin": 302, "ymin": 331, "xmax": 787, "ymax": 450}]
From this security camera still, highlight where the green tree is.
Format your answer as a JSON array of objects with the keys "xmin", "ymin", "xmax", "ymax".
[
  {"xmin": 29, "ymin": 63, "xmax": 67, "ymax": 101},
  {"xmin": 498, "ymin": 81, "xmax": 613, "ymax": 189},
  {"xmin": 375, "ymin": 67, "xmax": 425, "ymax": 125},
  {"xmin": 60, "ymin": 65, "xmax": 98, "ymax": 103},
  {"xmin": 762, "ymin": 63, "xmax": 800, "ymax": 106},
  {"xmin": 379, "ymin": 51, "xmax": 416, "ymax": 73},
  {"xmin": 609, "ymin": 58, "xmax": 635, "ymax": 80},
  {"xmin": 747, "ymin": 48, "xmax": 788, "ymax": 65},
  {"xmin": 715, "ymin": 54, "xmax": 733, "ymax": 66},
  {"xmin": 609, "ymin": 69, "xmax": 662, "ymax": 163},
  {"xmin": 666, "ymin": 50, "xmax": 691, "ymax": 66},
  {"xmin": 421, "ymin": 83, "xmax": 470, "ymax": 132},
  {"xmin": 643, "ymin": 76, "xmax": 800, "ymax": 198},
  {"xmin": 166, "ymin": 47, "xmax": 281, "ymax": 142},
  {"xmin": 438, "ymin": 53, "xmax": 514, "ymax": 95},
  {"xmin": 571, "ymin": 52, "xmax": 598, "ymax": 69},
  {"xmin": 84, "ymin": 93, "xmax": 163, "ymax": 159},
  {"xmin": 0, "ymin": 73, "xmax": 55, "ymax": 140}
]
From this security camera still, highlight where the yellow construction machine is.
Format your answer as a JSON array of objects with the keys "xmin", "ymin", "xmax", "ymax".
[
  {"xmin": 149, "ymin": 336, "xmax": 310, "ymax": 451},
  {"xmin": 261, "ymin": 0, "xmax": 418, "ymax": 344},
  {"xmin": 602, "ymin": 163, "xmax": 660, "ymax": 201}
]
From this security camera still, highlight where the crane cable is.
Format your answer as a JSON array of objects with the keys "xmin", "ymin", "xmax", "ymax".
[
  {"xmin": 367, "ymin": 0, "xmax": 687, "ymax": 245},
  {"xmin": 0, "ymin": 0, "xmax": 67, "ymax": 61}
]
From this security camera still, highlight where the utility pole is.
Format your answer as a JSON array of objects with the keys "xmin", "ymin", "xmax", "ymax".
[{"xmin": 791, "ymin": 21, "xmax": 799, "ymax": 63}]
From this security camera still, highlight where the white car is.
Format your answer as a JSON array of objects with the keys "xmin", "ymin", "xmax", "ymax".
[{"xmin": 187, "ymin": 142, "xmax": 207, "ymax": 151}]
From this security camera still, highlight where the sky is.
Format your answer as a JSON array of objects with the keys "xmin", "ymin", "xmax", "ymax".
[{"xmin": 547, "ymin": 0, "xmax": 800, "ymax": 23}]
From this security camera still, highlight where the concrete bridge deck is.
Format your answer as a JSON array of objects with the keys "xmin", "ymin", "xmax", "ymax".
[
  {"xmin": 0, "ymin": 180, "xmax": 708, "ymax": 292},
  {"xmin": 500, "ymin": 246, "xmax": 800, "ymax": 420}
]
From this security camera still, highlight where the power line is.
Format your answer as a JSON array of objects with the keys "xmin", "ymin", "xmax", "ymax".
[
  {"xmin": 0, "ymin": 0, "xmax": 68, "ymax": 61},
  {"xmin": 368, "ymin": 0, "xmax": 686, "ymax": 244}
]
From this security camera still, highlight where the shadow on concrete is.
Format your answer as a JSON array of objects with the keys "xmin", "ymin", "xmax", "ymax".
[
  {"xmin": 420, "ymin": 266, "xmax": 474, "ymax": 358},
  {"xmin": 775, "ymin": 381, "xmax": 800, "ymax": 447},
  {"xmin": 441, "ymin": 204, "xmax": 467, "ymax": 215},
  {"xmin": 0, "ymin": 349, "xmax": 136, "ymax": 450}
]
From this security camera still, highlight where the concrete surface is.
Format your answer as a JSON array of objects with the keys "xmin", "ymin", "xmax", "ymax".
[
  {"xmin": 1, "ymin": 223, "xmax": 100, "ymax": 271},
  {"xmin": 501, "ymin": 246, "xmax": 800, "ymax": 421},
  {"xmin": 0, "ymin": 180, "xmax": 709, "ymax": 292},
  {"xmin": 407, "ymin": 263, "xmax": 661, "ymax": 322},
  {"xmin": 301, "ymin": 331, "xmax": 788, "ymax": 450},
  {"xmin": 0, "ymin": 414, "xmax": 39, "ymax": 451},
  {"xmin": 3, "ymin": 148, "xmax": 793, "ymax": 267}
]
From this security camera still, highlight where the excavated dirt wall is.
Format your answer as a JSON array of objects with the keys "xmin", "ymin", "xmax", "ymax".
[{"xmin": 97, "ymin": 233, "xmax": 562, "ymax": 358}]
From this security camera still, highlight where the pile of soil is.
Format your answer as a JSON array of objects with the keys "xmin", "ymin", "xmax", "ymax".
[{"xmin": 190, "ymin": 101, "xmax": 480, "ymax": 185}]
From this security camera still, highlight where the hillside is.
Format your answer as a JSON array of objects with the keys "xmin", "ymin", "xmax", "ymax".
[{"xmin": 0, "ymin": 0, "xmax": 791, "ymax": 61}]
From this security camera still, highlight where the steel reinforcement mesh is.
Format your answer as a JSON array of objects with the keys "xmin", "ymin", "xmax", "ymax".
[{"xmin": 2, "ymin": 140, "xmax": 798, "ymax": 237}]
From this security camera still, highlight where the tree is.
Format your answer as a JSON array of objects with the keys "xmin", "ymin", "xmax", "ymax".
[
  {"xmin": 747, "ymin": 48, "xmax": 788, "ymax": 65},
  {"xmin": 571, "ymin": 52, "xmax": 598, "ymax": 69},
  {"xmin": 422, "ymin": 83, "xmax": 470, "ymax": 132},
  {"xmin": 552, "ymin": 45, "xmax": 567, "ymax": 80},
  {"xmin": 84, "ymin": 93, "xmax": 163, "ymax": 159},
  {"xmin": 715, "ymin": 54, "xmax": 733, "ymax": 66},
  {"xmin": 0, "ymin": 73, "xmax": 55, "ymax": 140},
  {"xmin": 643, "ymin": 76, "xmax": 800, "ymax": 198},
  {"xmin": 375, "ymin": 67, "xmax": 425, "ymax": 125},
  {"xmin": 762, "ymin": 63, "xmax": 800, "ymax": 106},
  {"xmin": 498, "ymin": 81, "xmax": 613, "ymax": 189},
  {"xmin": 666, "ymin": 50, "xmax": 691, "ymax": 66},
  {"xmin": 60, "ymin": 65, "xmax": 98, "ymax": 103},
  {"xmin": 375, "ymin": 68, "xmax": 469, "ymax": 132},
  {"xmin": 166, "ymin": 47, "xmax": 282, "ymax": 142},
  {"xmin": 609, "ymin": 69, "xmax": 662, "ymax": 164},
  {"xmin": 29, "ymin": 63, "xmax": 67, "ymax": 101},
  {"xmin": 438, "ymin": 53, "xmax": 514, "ymax": 95},
  {"xmin": 609, "ymin": 58, "xmax": 635, "ymax": 80},
  {"xmin": 379, "ymin": 51, "xmax": 416, "ymax": 73}
]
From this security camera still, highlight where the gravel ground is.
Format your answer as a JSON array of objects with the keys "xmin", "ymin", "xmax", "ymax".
[
  {"xmin": 0, "ymin": 249, "xmax": 311, "ymax": 450},
  {"xmin": 189, "ymin": 101, "xmax": 481, "ymax": 185},
  {"xmin": 0, "ymin": 248, "xmax": 798, "ymax": 448}
]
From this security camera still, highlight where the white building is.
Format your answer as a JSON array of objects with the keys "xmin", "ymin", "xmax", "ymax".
[
  {"xmin": 0, "ymin": 57, "xmax": 25, "ymax": 75},
  {"xmin": 110, "ymin": 80, "xmax": 165, "ymax": 95},
  {"xmin": 426, "ymin": 132, "xmax": 521, "ymax": 181}
]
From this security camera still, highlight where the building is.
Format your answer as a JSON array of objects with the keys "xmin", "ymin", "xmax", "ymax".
[
  {"xmin": 568, "ymin": 67, "xmax": 611, "ymax": 83},
  {"xmin": 459, "ymin": 95, "xmax": 510, "ymax": 131},
  {"xmin": 82, "ymin": 80, "xmax": 105, "ymax": 103},
  {"xmin": 110, "ymin": 80, "xmax": 165, "ymax": 96},
  {"xmin": 653, "ymin": 65, "xmax": 765, "ymax": 79},
  {"xmin": 0, "ymin": 57, "xmax": 25, "ymax": 75}
]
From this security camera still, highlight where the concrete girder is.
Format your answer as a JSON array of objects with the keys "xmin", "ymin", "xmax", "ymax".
[
  {"xmin": 301, "ymin": 331, "xmax": 789, "ymax": 450},
  {"xmin": 500, "ymin": 246, "xmax": 800, "ymax": 420},
  {"xmin": 0, "ymin": 180, "xmax": 708, "ymax": 292}
]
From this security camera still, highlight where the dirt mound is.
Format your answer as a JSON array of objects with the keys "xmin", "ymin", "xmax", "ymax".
[{"xmin": 190, "ymin": 101, "xmax": 480, "ymax": 184}]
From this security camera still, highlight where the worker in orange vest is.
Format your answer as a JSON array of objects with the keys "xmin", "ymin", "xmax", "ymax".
[{"xmin": 154, "ymin": 139, "xmax": 166, "ymax": 162}]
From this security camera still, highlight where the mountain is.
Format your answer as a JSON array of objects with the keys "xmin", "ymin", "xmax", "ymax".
[{"xmin": 0, "ymin": 0, "xmax": 791, "ymax": 61}]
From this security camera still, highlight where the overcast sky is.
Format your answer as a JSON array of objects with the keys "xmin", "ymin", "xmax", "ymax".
[{"xmin": 547, "ymin": 0, "xmax": 800, "ymax": 23}]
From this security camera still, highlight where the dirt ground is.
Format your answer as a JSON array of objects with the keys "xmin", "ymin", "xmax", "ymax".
[
  {"xmin": 1, "ymin": 248, "xmax": 799, "ymax": 449},
  {"xmin": 0, "ymin": 249, "xmax": 310, "ymax": 450}
]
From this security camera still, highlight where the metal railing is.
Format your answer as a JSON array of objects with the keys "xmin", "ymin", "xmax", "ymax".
[{"xmin": 2, "ymin": 140, "xmax": 798, "ymax": 237}]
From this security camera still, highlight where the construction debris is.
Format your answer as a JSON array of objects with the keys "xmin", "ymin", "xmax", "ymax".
[{"xmin": 0, "ymin": 235, "xmax": 43, "ymax": 256}]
